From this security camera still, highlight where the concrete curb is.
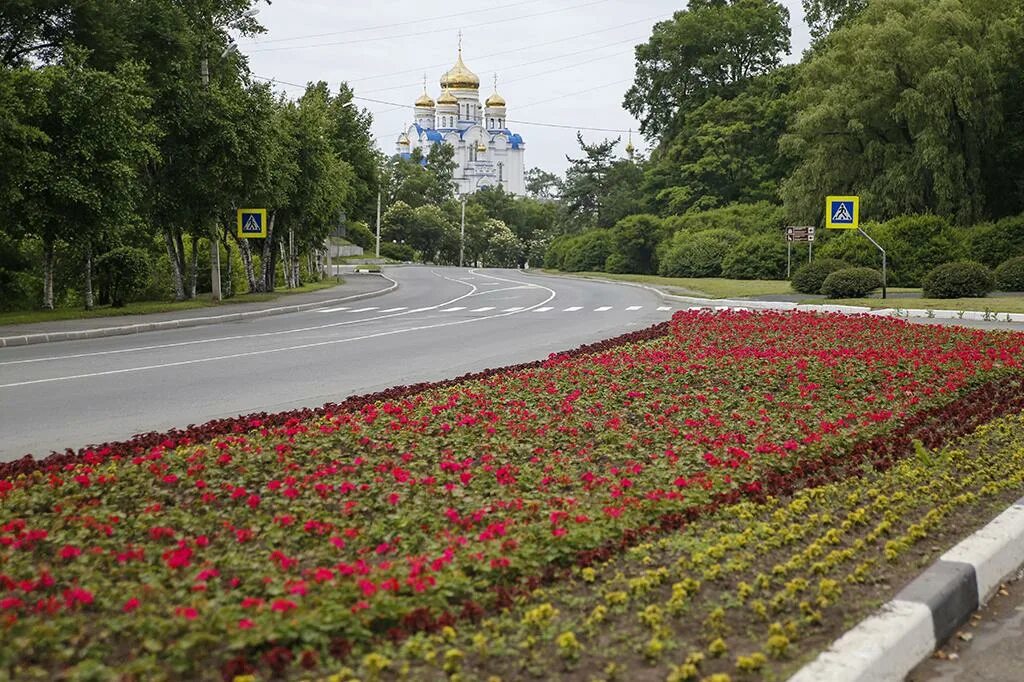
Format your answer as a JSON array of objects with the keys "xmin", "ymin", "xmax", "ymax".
[
  {"xmin": 0, "ymin": 274, "xmax": 397, "ymax": 348},
  {"xmin": 789, "ymin": 496, "xmax": 1024, "ymax": 682},
  {"xmin": 520, "ymin": 272, "xmax": 1019, "ymax": 322}
]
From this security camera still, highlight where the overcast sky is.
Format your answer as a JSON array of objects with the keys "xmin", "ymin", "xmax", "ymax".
[{"xmin": 239, "ymin": 1, "xmax": 812, "ymax": 177}]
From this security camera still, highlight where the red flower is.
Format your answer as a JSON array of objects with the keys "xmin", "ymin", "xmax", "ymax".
[
  {"xmin": 62, "ymin": 587, "xmax": 94, "ymax": 609},
  {"xmin": 270, "ymin": 599, "xmax": 297, "ymax": 613},
  {"xmin": 175, "ymin": 606, "xmax": 199, "ymax": 620},
  {"xmin": 59, "ymin": 545, "xmax": 82, "ymax": 560},
  {"xmin": 122, "ymin": 597, "xmax": 140, "ymax": 613},
  {"xmin": 238, "ymin": 618, "xmax": 255, "ymax": 629}
]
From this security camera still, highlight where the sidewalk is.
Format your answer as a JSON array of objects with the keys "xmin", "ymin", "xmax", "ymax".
[{"xmin": 0, "ymin": 272, "xmax": 396, "ymax": 348}]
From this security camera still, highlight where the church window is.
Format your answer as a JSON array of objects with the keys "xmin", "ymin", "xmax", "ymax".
[{"xmin": 498, "ymin": 163, "xmax": 503, "ymax": 181}]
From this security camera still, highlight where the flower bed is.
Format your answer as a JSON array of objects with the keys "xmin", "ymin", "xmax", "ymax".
[{"xmin": 1, "ymin": 310, "xmax": 1023, "ymax": 680}]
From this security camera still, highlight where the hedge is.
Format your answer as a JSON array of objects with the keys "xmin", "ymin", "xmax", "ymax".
[
  {"xmin": 820, "ymin": 267, "xmax": 883, "ymax": 298},
  {"xmin": 922, "ymin": 261, "xmax": 995, "ymax": 298},
  {"xmin": 790, "ymin": 259, "xmax": 851, "ymax": 294}
]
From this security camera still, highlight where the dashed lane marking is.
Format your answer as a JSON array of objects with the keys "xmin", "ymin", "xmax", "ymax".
[
  {"xmin": 471, "ymin": 307, "xmax": 496, "ymax": 312},
  {"xmin": 564, "ymin": 306, "xmax": 583, "ymax": 311},
  {"xmin": 440, "ymin": 307, "xmax": 467, "ymax": 312},
  {"xmin": 594, "ymin": 306, "xmax": 612, "ymax": 311}
]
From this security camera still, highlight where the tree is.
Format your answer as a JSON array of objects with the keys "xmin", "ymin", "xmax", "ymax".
[
  {"xmin": 780, "ymin": 0, "xmax": 1021, "ymax": 226},
  {"xmin": 624, "ymin": 0, "xmax": 791, "ymax": 138},
  {"xmin": 524, "ymin": 167, "xmax": 562, "ymax": 200},
  {"xmin": 609, "ymin": 214, "xmax": 665, "ymax": 274},
  {"xmin": 802, "ymin": 0, "xmax": 867, "ymax": 44},
  {"xmin": 27, "ymin": 55, "xmax": 156, "ymax": 309},
  {"xmin": 326, "ymin": 83, "xmax": 379, "ymax": 224}
]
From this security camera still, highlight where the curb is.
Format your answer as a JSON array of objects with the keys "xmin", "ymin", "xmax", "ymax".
[
  {"xmin": 520, "ymin": 272, "xmax": 1019, "ymax": 322},
  {"xmin": 0, "ymin": 274, "xmax": 398, "ymax": 348},
  {"xmin": 789, "ymin": 496, "xmax": 1024, "ymax": 682}
]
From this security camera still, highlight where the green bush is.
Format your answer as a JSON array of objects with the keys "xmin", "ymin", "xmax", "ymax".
[
  {"xmin": 95, "ymin": 246, "xmax": 151, "ymax": 307},
  {"xmin": 791, "ymin": 258, "xmax": 852, "ymax": 294},
  {"xmin": 662, "ymin": 202, "xmax": 786, "ymax": 236},
  {"xmin": 658, "ymin": 229, "xmax": 743, "ymax": 278},
  {"xmin": 603, "ymin": 252, "xmax": 631, "ymax": 274},
  {"xmin": 381, "ymin": 241, "xmax": 416, "ymax": 262},
  {"xmin": 968, "ymin": 215, "xmax": 1024, "ymax": 268},
  {"xmin": 922, "ymin": 260, "xmax": 995, "ymax": 298},
  {"xmin": 816, "ymin": 215, "xmax": 967, "ymax": 287},
  {"xmin": 820, "ymin": 267, "xmax": 884, "ymax": 298},
  {"xmin": 562, "ymin": 229, "xmax": 613, "ymax": 272},
  {"xmin": 345, "ymin": 221, "xmax": 375, "ymax": 250},
  {"xmin": 995, "ymin": 256, "xmax": 1024, "ymax": 291},
  {"xmin": 720, "ymin": 234, "xmax": 789, "ymax": 280}
]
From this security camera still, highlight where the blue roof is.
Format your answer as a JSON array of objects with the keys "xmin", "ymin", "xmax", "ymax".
[
  {"xmin": 510, "ymin": 133, "xmax": 524, "ymax": 149},
  {"xmin": 425, "ymin": 130, "xmax": 443, "ymax": 142}
]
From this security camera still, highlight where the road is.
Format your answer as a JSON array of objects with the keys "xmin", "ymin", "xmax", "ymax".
[{"xmin": 0, "ymin": 266, "xmax": 675, "ymax": 461}]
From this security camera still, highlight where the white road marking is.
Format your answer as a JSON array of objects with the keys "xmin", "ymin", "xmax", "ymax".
[
  {"xmin": 503, "ymin": 307, "xmax": 524, "ymax": 312},
  {"xmin": 316, "ymin": 306, "xmax": 349, "ymax": 313},
  {"xmin": 0, "ymin": 270, "xmax": 558, "ymax": 389},
  {"xmin": 471, "ymin": 307, "xmax": 495, "ymax": 312},
  {"xmin": 533, "ymin": 307, "xmax": 554, "ymax": 312},
  {"xmin": 440, "ymin": 307, "xmax": 466, "ymax": 312},
  {"xmin": 595, "ymin": 306, "xmax": 612, "ymax": 311},
  {"xmin": 658, "ymin": 306, "xmax": 672, "ymax": 311},
  {"xmin": 348, "ymin": 307, "xmax": 378, "ymax": 313},
  {"xmin": 379, "ymin": 307, "xmax": 407, "ymax": 313},
  {"xmin": 563, "ymin": 306, "xmax": 583, "ymax": 311},
  {"xmin": 626, "ymin": 305, "xmax": 643, "ymax": 311}
]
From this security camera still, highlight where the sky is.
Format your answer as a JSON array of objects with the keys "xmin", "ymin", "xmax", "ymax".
[{"xmin": 239, "ymin": 0, "xmax": 812, "ymax": 177}]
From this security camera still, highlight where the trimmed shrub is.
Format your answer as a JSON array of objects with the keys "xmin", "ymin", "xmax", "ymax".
[
  {"xmin": 662, "ymin": 202, "xmax": 786, "ymax": 236},
  {"xmin": 603, "ymin": 252, "xmax": 631, "ymax": 274},
  {"xmin": 658, "ymin": 229, "xmax": 743, "ymax": 278},
  {"xmin": 995, "ymin": 256, "xmax": 1024, "ymax": 291},
  {"xmin": 968, "ymin": 215, "xmax": 1024, "ymax": 269},
  {"xmin": 345, "ymin": 221, "xmax": 375, "ymax": 250},
  {"xmin": 821, "ymin": 267, "xmax": 883, "ymax": 298},
  {"xmin": 922, "ymin": 260, "xmax": 995, "ymax": 298},
  {"xmin": 562, "ymin": 229, "xmax": 613, "ymax": 272},
  {"xmin": 720, "ymin": 234, "xmax": 789, "ymax": 280},
  {"xmin": 95, "ymin": 246, "xmax": 151, "ymax": 307},
  {"xmin": 790, "ymin": 258, "xmax": 851, "ymax": 294},
  {"xmin": 381, "ymin": 242, "xmax": 416, "ymax": 262}
]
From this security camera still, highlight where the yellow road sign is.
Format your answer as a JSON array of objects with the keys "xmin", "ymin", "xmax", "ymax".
[
  {"xmin": 825, "ymin": 196, "xmax": 859, "ymax": 229},
  {"xmin": 237, "ymin": 208, "xmax": 268, "ymax": 238}
]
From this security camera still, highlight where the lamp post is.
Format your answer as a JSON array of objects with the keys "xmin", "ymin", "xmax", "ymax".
[
  {"xmin": 202, "ymin": 8, "xmax": 258, "ymax": 301},
  {"xmin": 459, "ymin": 194, "xmax": 466, "ymax": 268}
]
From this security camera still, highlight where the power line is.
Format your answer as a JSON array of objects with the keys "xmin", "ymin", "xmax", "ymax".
[
  {"xmin": 246, "ymin": 0, "xmax": 613, "ymax": 53},
  {"xmin": 514, "ymin": 78, "xmax": 633, "ymax": 111},
  {"xmin": 250, "ymin": 74, "xmax": 637, "ymax": 133},
  {"xmin": 242, "ymin": 0, "xmax": 544, "ymax": 44}
]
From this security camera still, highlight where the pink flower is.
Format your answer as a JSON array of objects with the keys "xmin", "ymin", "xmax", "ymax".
[
  {"xmin": 59, "ymin": 545, "xmax": 82, "ymax": 560},
  {"xmin": 122, "ymin": 598, "xmax": 140, "ymax": 613},
  {"xmin": 270, "ymin": 599, "xmax": 297, "ymax": 613},
  {"xmin": 175, "ymin": 606, "xmax": 199, "ymax": 620},
  {"xmin": 238, "ymin": 618, "xmax": 255, "ymax": 629}
]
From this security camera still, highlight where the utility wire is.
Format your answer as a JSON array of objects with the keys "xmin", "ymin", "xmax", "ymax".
[
  {"xmin": 246, "ymin": 0, "xmax": 613, "ymax": 53},
  {"xmin": 242, "ymin": 0, "xmax": 545, "ymax": 44},
  {"xmin": 251, "ymin": 74, "xmax": 637, "ymax": 133}
]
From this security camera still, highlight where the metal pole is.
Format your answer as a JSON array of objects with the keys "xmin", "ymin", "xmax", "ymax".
[
  {"xmin": 857, "ymin": 227, "xmax": 887, "ymax": 299},
  {"xmin": 459, "ymin": 195, "xmax": 466, "ymax": 268},
  {"xmin": 375, "ymin": 191, "xmax": 381, "ymax": 259},
  {"xmin": 808, "ymin": 240, "xmax": 812, "ymax": 264},
  {"xmin": 787, "ymin": 240, "xmax": 792, "ymax": 278}
]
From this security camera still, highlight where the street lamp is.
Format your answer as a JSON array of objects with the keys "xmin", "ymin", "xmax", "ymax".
[
  {"xmin": 459, "ymin": 194, "xmax": 466, "ymax": 268},
  {"xmin": 202, "ymin": 8, "xmax": 259, "ymax": 301}
]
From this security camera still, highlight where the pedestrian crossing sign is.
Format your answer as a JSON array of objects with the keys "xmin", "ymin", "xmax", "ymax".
[
  {"xmin": 825, "ymin": 196, "xmax": 859, "ymax": 229},
  {"xmin": 237, "ymin": 208, "xmax": 268, "ymax": 238}
]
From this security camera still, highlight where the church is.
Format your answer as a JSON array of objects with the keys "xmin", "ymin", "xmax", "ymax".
[{"xmin": 396, "ymin": 42, "xmax": 526, "ymax": 196}]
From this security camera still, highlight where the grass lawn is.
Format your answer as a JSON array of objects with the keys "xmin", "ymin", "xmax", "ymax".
[
  {"xmin": 0, "ymin": 279, "xmax": 344, "ymax": 327},
  {"xmin": 547, "ymin": 271, "xmax": 793, "ymax": 298},
  {"xmin": 815, "ymin": 294, "xmax": 1024, "ymax": 314}
]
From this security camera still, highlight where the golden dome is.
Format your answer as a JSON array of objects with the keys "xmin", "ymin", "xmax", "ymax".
[
  {"xmin": 437, "ymin": 87, "xmax": 457, "ymax": 106},
  {"xmin": 476, "ymin": 140, "xmax": 487, "ymax": 153},
  {"xmin": 440, "ymin": 49, "xmax": 479, "ymax": 90},
  {"xmin": 397, "ymin": 132, "xmax": 410, "ymax": 146},
  {"xmin": 415, "ymin": 91, "xmax": 435, "ymax": 108},
  {"xmin": 485, "ymin": 91, "xmax": 506, "ymax": 108}
]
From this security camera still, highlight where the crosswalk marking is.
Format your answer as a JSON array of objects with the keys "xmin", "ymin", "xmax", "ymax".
[
  {"xmin": 379, "ymin": 307, "xmax": 407, "ymax": 313},
  {"xmin": 471, "ymin": 307, "xmax": 495, "ymax": 312},
  {"xmin": 440, "ymin": 307, "xmax": 466, "ymax": 312},
  {"xmin": 626, "ymin": 305, "xmax": 643, "ymax": 311},
  {"xmin": 533, "ymin": 307, "xmax": 554, "ymax": 312},
  {"xmin": 316, "ymin": 306, "xmax": 349, "ymax": 313},
  {"xmin": 564, "ymin": 306, "xmax": 583, "ymax": 311},
  {"xmin": 658, "ymin": 306, "xmax": 672, "ymax": 311},
  {"xmin": 503, "ymin": 307, "xmax": 524, "ymax": 312},
  {"xmin": 594, "ymin": 306, "xmax": 612, "ymax": 312}
]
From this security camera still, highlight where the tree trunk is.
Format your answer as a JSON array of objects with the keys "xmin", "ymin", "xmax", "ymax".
[
  {"xmin": 83, "ymin": 239, "xmax": 94, "ymax": 311},
  {"xmin": 42, "ymin": 238, "xmax": 55, "ymax": 310},
  {"xmin": 261, "ymin": 212, "xmax": 276, "ymax": 292},
  {"xmin": 163, "ymin": 227, "xmax": 186, "ymax": 301},
  {"xmin": 188, "ymin": 236, "xmax": 199, "ymax": 299},
  {"xmin": 223, "ymin": 226, "xmax": 234, "ymax": 298},
  {"xmin": 235, "ymin": 232, "xmax": 258, "ymax": 293}
]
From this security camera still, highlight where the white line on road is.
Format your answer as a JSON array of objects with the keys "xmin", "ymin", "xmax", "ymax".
[
  {"xmin": 348, "ymin": 307, "xmax": 378, "ymax": 313},
  {"xmin": 470, "ymin": 307, "xmax": 495, "ymax": 312},
  {"xmin": 440, "ymin": 307, "xmax": 466, "ymax": 312},
  {"xmin": 563, "ymin": 306, "xmax": 583, "ymax": 312},
  {"xmin": 0, "ymin": 270, "xmax": 557, "ymax": 389},
  {"xmin": 502, "ymin": 307, "xmax": 524, "ymax": 312},
  {"xmin": 533, "ymin": 307, "xmax": 554, "ymax": 312},
  {"xmin": 626, "ymin": 306, "xmax": 643, "ymax": 311},
  {"xmin": 316, "ymin": 307, "xmax": 349, "ymax": 313},
  {"xmin": 658, "ymin": 306, "xmax": 672, "ymax": 311},
  {"xmin": 595, "ymin": 306, "xmax": 612, "ymax": 311},
  {"xmin": 378, "ymin": 307, "xmax": 407, "ymax": 313}
]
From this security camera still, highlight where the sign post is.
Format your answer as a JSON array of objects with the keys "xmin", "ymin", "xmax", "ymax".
[
  {"xmin": 825, "ymin": 195, "xmax": 886, "ymax": 299},
  {"xmin": 786, "ymin": 226, "xmax": 816, "ymax": 277},
  {"xmin": 237, "ymin": 208, "xmax": 268, "ymax": 239}
]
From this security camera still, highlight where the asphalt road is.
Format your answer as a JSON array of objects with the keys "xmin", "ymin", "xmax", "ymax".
[{"xmin": 0, "ymin": 266, "xmax": 674, "ymax": 461}]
